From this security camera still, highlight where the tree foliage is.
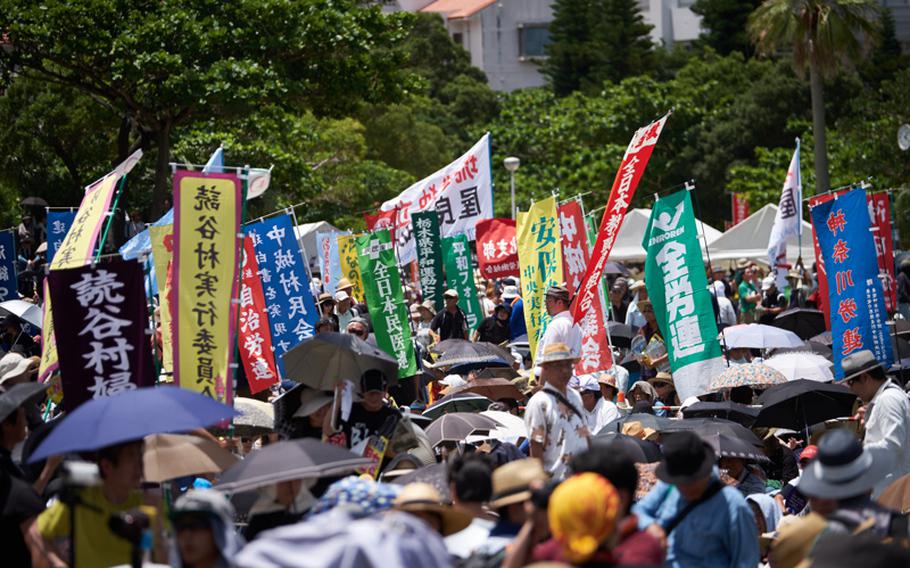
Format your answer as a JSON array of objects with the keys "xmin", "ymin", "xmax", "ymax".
[{"xmin": 692, "ymin": 0, "xmax": 762, "ymax": 55}]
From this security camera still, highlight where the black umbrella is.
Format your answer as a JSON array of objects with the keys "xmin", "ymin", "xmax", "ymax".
[
  {"xmin": 618, "ymin": 352, "xmax": 641, "ymax": 374},
  {"xmin": 391, "ymin": 463, "xmax": 450, "ymax": 501},
  {"xmin": 0, "ymin": 382, "xmax": 47, "ymax": 423},
  {"xmin": 20, "ymin": 197, "xmax": 48, "ymax": 208},
  {"xmin": 425, "ymin": 412, "xmax": 497, "ymax": 447},
  {"xmin": 665, "ymin": 431, "xmax": 769, "ymax": 463},
  {"xmin": 281, "ymin": 332, "xmax": 399, "ymax": 390},
  {"xmin": 592, "ymin": 432, "xmax": 662, "ymax": 463},
  {"xmin": 772, "ymin": 308, "xmax": 826, "ymax": 340},
  {"xmin": 429, "ymin": 340, "xmax": 511, "ymax": 370},
  {"xmin": 607, "ymin": 322, "xmax": 633, "ymax": 348},
  {"xmin": 215, "ymin": 438, "xmax": 372, "ymax": 493},
  {"xmin": 603, "ymin": 262, "xmax": 630, "ymax": 276},
  {"xmin": 422, "ymin": 393, "xmax": 493, "ymax": 420},
  {"xmin": 664, "ymin": 417, "xmax": 764, "ymax": 448},
  {"xmin": 681, "ymin": 401, "xmax": 759, "ymax": 427},
  {"xmin": 601, "ymin": 413, "xmax": 674, "ymax": 434},
  {"xmin": 889, "ymin": 319, "xmax": 910, "ymax": 338},
  {"xmin": 753, "ymin": 379, "xmax": 856, "ymax": 432}
]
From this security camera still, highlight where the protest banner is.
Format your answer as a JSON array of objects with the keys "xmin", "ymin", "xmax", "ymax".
[
  {"xmin": 413, "ymin": 211, "xmax": 446, "ymax": 311},
  {"xmin": 149, "ymin": 225, "xmax": 174, "ymax": 374},
  {"xmin": 173, "ymin": 171, "xmax": 242, "ymax": 403},
  {"xmin": 337, "ymin": 233, "xmax": 365, "ymax": 301},
  {"xmin": 559, "ymin": 200, "xmax": 612, "ymax": 375},
  {"xmin": 441, "ymin": 234, "xmax": 484, "ymax": 330},
  {"xmin": 0, "ymin": 231, "xmax": 16, "ymax": 302},
  {"xmin": 643, "ymin": 190, "xmax": 725, "ymax": 399},
  {"xmin": 573, "ymin": 114, "xmax": 669, "ymax": 325},
  {"xmin": 246, "ymin": 214, "xmax": 318, "ymax": 377},
  {"xmin": 51, "ymin": 173, "xmax": 121, "ymax": 270},
  {"xmin": 357, "ymin": 229, "xmax": 417, "ymax": 378},
  {"xmin": 47, "ymin": 259, "xmax": 155, "ymax": 411},
  {"xmin": 38, "ymin": 281, "xmax": 58, "ymax": 382},
  {"xmin": 47, "ymin": 210, "xmax": 77, "ymax": 265},
  {"xmin": 732, "ymin": 194, "xmax": 749, "ymax": 227},
  {"xmin": 810, "ymin": 188, "xmax": 893, "ymax": 379},
  {"xmin": 316, "ymin": 230, "xmax": 347, "ymax": 295},
  {"xmin": 517, "ymin": 197, "xmax": 563, "ymax": 362},
  {"xmin": 475, "ymin": 218, "xmax": 519, "ymax": 281},
  {"xmin": 364, "ymin": 208, "xmax": 398, "ymax": 246},
  {"xmin": 377, "ymin": 134, "xmax": 493, "ymax": 265},
  {"xmin": 239, "ymin": 237, "xmax": 280, "ymax": 393},
  {"xmin": 768, "ymin": 142, "xmax": 802, "ymax": 289},
  {"xmin": 585, "ymin": 214, "xmax": 611, "ymax": 303}
]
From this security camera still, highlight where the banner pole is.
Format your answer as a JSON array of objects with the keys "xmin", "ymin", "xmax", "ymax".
[{"xmin": 94, "ymin": 175, "xmax": 128, "ymax": 261}]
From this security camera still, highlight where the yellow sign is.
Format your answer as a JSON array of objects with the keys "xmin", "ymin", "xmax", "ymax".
[
  {"xmin": 50, "ymin": 174, "xmax": 120, "ymax": 270},
  {"xmin": 38, "ymin": 280, "xmax": 58, "ymax": 382},
  {"xmin": 173, "ymin": 172, "xmax": 241, "ymax": 403},
  {"xmin": 516, "ymin": 197, "xmax": 563, "ymax": 362},
  {"xmin": 337, "ymin": 233, "xmax": 365, "ymax": 301},
  {"xmin": 149, "ymin": 225, "xmax": 174, "ymax": 376}
]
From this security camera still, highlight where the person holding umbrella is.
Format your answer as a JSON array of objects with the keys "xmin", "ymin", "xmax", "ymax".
[{"xmin": 324, "ymin": 369, "xmax": 397, "ymax": 450}]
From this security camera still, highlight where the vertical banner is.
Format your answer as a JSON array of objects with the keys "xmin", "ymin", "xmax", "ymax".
[
  {"xmin": 51, "ymin": 173, "xmax": 121, "ymax": 270},
  {"xmin": 173, "ymin": 171, "xmax": 242, "ymax": 403},
  {"xmin": 364, "ymin": 208, "xmax": 399, "ymax": 247},
  {"xmin": 810, "ymin": 189, "xmax": 893, "ymax": 379},
  {"xmin": 585, "ymin": 214, "xmax": 611, "ymax": 303},
  {"xmin": 559, "ymin": 200, "xmax": 612, "ymax": 375},
  {"xmin": 0, "ymin": 231, "xmax": 17, "ymax": 301},
  {"xmin": 643, "ymin": 190, "xmax": 725, "ymax": 400},
  {"xmin": 868, "ymin": 193, "xmax": 897, "ymax": 313},
  {"xmin": 239, "ymin": 237, "xmax": 280, "ymax": 393},
  {"xmin": 356, "ymin": 230, "xmax": 417, "ymax": 378},
  {"xmin": 475, "ymin": 218, "xmax": 519, "ymax": 281},
  {"xmin": 316, "ymin": 231, "xmax": 347, "ymax": 296},
  {"xmin": 767, "ymin": 143, "xmax": 802, "ymax": 290},
  {"xmin": 46, "ymin": 211, "xmax": 77, "ymax": 265},
  {"xmin": 377, "ymin": 134, "xmax": 494, "ymax": 265},
  {"xmin": 573, "ymin": 113, "xmax": 669, "ymax": 325},
  {"xmin": 149, "ymin": 225, "xmax": 174, "ymax": 374},
  {"xmin": 245, "ymin": 214, "xmax": 318, "ymax": 377},
  {"xmin": 731, "ymin": 194, "xmax": 750, "ymax": 227},
  {"xmin": 441, "ymin": 234, "xmax": 484, "ymax": 331},
  {"xmin": 38, "ymin": 281, "xmax": 58, "ymax": 382},
  {"xmin": 47, "ymin": 259, "xmax": 155, "ymax": 411},
  {"xmin": 413, "ymin": 211, "xmax": 446, "ymax": 311},
  {"xmin": 516, "ymin": 197, "xmax": 563, "ymax": 362},
  {"xmin": 337, "ymin": 234, "xmax": 366, "ymax": 302}
]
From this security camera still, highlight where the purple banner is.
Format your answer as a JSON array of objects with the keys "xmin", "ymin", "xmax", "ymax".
[{"xmin": 48, "ymin": 258, "xmax": 154, "ymax": 411}]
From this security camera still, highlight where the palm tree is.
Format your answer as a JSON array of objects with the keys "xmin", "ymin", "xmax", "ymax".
[{"xmin": 747, "ymin": 0, "xmax": 881, "ymax": 193}]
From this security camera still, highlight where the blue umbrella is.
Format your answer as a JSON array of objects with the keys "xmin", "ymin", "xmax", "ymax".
[{"xmin": 28, "ymin": 386, "xmax": 238, "ymax": 463}]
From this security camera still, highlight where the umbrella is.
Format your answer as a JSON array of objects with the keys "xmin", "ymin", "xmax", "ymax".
[
  {"xmin": 450, "ymin": 378, "xmax": 525, "ymax": 402},
  {"xmin": 422, "ymin": 392, "xmax": 493, "ymax": 420},
  {"xmin": 771, "ymin": 308, "xmax": 826, "ymax": 340},
  {"xmin": 810, "ymin": 331, "xmax": 833, "ymax": 346},
  {"xmin": 272, "ymin": 383, "xmax": 304, "ymax": 437},
  {"xmin": 753, "ymin": 379, "xmax": 856, "ymax": 431},
  {"xmin": 698, "ymin": 432, "xmax": 769, "ymax": 462},
  {"xmin": 664, "ymin": 417, "xmax": 764, "ymax": 448},
  {"xmin": 600, "ymin": 413, "xmax": 674, "ymax": 434},
  {"xmin": 28, "ymin": 386, "xmax": 239, "ymax": 463},
  {"xmin": 215, "ymin": 438, "xmax": 372, "ymax": 493},
  {"xmin": 232, "ymin": 397, "xmax": 275, "ymax": 437},
  {"xmin": 143, "ymin": 433, "xmax": 238, "ymax": 483},
  {"xmin": 282, "ymin": 332, "xmax": 399, "ymax": 390},
  {"xmin": 618, "ymin": 352, "xmax": 641, "ymax": 374},
  {"xmin": 391, "ymin": 463, "xmax": 450, "ymax": 500},
  {"xmin": 480, "ymin": 410, "xmax": 527, "ymax": 439},
  {"xmin": 474, "ymin": 367, "xmax": 520, "ymax": 380},
  {"xmin": 772, "ymin": 341, "xmax": 833, "ymax": 359},
  {"xmin": 720, "ymin": 324, "xmax": 803, "ymax": 350},
  {"xmin": 0, "ymin": 299, "xmax": 43, "ymax": 329},
  {"xmin": 889, "ymin": 319, "xmax": 910, "ymax": 338},
  {"xmin": 606, "ymin": 322, "xmax": 634, "ymax": 348},
  {"xmin": 425, "ymin": 412, "xmax": 498, "ymax": 447},
  {"xmin": 592, "ymin": 432, "xmax": 662, "ymax": 463},
  {"xmin": 0, "ymin": 382, "xmax": 47, "ymax": 423},
  {"xmin": 707, "ymin": 362, "xmax": 788, "ymax": 392},
  {"xmin": 20, "ymin": 197, "xmax": 48, "ymax": 207},
  {"xmin": 428, "ymin": 340, "xmax": 511, "ymax": 370},
  {"xmin": 878, "ymin": 473, "xmax": 910, "ymax": 514},
  {"xmin": 681, "ymin": 401, "xmax": 759, "ymax": 426},
  {"xmin": 764, "ymin": 352, "xmax": 834, "ymax": 383},
  {"xmin": 603, "ymin": 262, "xmax": 629, "ymax": 276}
]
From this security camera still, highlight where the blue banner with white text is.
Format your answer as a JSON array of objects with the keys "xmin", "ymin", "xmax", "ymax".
[
  {"xmin": 47, "ymin": 211, "xmax": 77, "ymax": 265},
  {"xmin": 0, "ymin": 231, "xmax": 16, "ymax": 302}
]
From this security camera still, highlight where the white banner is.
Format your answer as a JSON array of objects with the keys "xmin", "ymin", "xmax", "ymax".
[
  {"xmin": 767, "ymin": 141, "xmax": 802, "ymax": 289},
  {"xmin": 380, "ymin": 134, "xmax": 493, "ymax": 265}
]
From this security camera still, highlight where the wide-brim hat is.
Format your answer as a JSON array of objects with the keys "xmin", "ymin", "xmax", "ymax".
[
  {"xmin": 656, "ymin": 431, "xmax": 716, "ymax": 485},
  {"xmin": 490, "ymin": 458, "xmax": 548, "ymax": 509},
  {"xmin": 317, "ymin": 292, "xmax": 334, "ymax": 305},
  {"xmin": 443, "ymin": 289, "xmax": 459, "ymax": 299},
  {"xmin": 839, "ymin": 349, "xmax": 883, "ymax": 383},
  {"xmin": 0, "ymin": 353, "xmax": 31, "ymax": 384},
  {"xmin": 336, "ymin": 277, "xmax": 353, "ymax": 292},
  {"xmin": 293, "ymin": 388, "xmax": 333, "ymax": 418},
  {"xmin": 538, "ymin": 342, "xmax": 580, "ymax": 365},
  {"xmin": 798, "ymin": 430, "xmax": 888, "ymax": 500},
  {"xmin": 502, "ymin": 285, "xmax": 520, "ymax": 301},
  {"xmin": 393, "ymin": 482, "xmax": 473, "ymax": 536},
  {"xmin": 648, "ymin": 372, "xmax": 674, "ymax": 387},
  {"xmin": 592, "ymin": 371, "xmax": 618, "ymax": 389},
  {"xmin": 419, "ymin": 300, "xmax": 435, "ymax": 314}
]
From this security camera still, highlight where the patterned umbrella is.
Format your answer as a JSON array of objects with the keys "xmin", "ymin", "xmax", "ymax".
[{"xmin": 707, "ymin": 362, "xmax": 787, "ymax": 392}]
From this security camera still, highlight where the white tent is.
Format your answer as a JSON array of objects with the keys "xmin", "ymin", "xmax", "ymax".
[
  {"xmin": 608, "ymin": 208, "xmax": 723, "ymax": 262},
  {"xmin": 706, "ymin": 203, "xmax": 814, "ymax": 264},
  {"xmin": 294, "ymin": 221, "xmax": 343, "ymax": 271}
]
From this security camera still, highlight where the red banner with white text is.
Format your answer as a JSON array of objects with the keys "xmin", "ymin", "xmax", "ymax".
[
  {"xmin": 732, "ymin": 193, "xmax": 749, "ymax": 227},
  {"xmin": 475, "ymin": 218, "xmax": 519, "ymax": 280},
  {"xmin": 239, "ymin": 237, "xmax": 280, "ymax": 394}
]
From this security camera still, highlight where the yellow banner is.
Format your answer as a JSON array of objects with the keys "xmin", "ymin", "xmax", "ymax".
[
  {"xmin": 50, "ymin": 173, "xmax": 120, "ymax": 270},
  {"xmin": 149, "ymin": 225, "xmax": 174, "ymax": 376},
  {"xmin": 173, "ymin": 172, "xmax": 241, "ymax": 403},
  {"xmin": 516, "ymin": 196, "xmax": 563, "ymax": 362},
  {"xmin": 38, "ymin": 280, "xmax": 58, "ymax": 382},
  {"xmin": 337, "ymin": 233, "xmax": 365, "ymax": 301}
]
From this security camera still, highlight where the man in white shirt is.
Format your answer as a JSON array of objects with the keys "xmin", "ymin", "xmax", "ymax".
[
  {"xmin": 534, "ymin": 286, "xmax": 582, "ymax": 365},
  {"xmin": 708, "ymin": 281, "xmax": 737, "ymax": 328},
  {"xmin": 625, "ymin": 280, "xmax": 648, "ymax": 329},
  {"xmin": 843, "ymin": 349, "xmax": 910, "ymax": 496}
]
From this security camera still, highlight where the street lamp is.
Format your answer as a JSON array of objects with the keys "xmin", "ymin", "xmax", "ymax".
[{"xmin": 504, "ymin": 156, "xmax": 520, "ymax": 219}]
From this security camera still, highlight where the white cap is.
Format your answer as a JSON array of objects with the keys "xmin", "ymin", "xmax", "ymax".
[
  {"xmin": 709, "ymin": 281, "xmax": 726, "ymax": 298},
  {"xmin": 574, "ymin": 375, "xmax": 600, "ymax": 393},
  {"xmin": 334, "ymin": 290, "xmax": 350, "ymax": 302},
  {"xmin": 761, "ymin": 275, "xmax": 775, "ymax": 291},
  {"xmin": 439, "ymin": 375, "xmax": 467, "ymax": 389},
  {"xmin": 501, "ymin": 285, "xmax": 520, "ymax": 301}
]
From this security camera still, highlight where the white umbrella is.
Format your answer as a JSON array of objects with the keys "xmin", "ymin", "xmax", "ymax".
[
  {"xmin": 0, "ymin": 299, "xmax": 43, "ymax": 329},
  {"xmin": 764, "ymin": 352, "xmax": 834, "ymax": 383},
  {"xmin": 480, "ymin": 410, "xmax": 527, "ymax": 439},
  {"xmin": 719, "ymin": 324, "xmax": 802, "ymax": 350}
]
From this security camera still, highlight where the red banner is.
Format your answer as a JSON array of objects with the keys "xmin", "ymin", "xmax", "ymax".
[
  {"xmin": 558, "ymin": 199, "xmax": 613, "ymax": 374},
  {"xmin": 732, "ymin": 193, "xmax": 749, "ymax": 226},
  {"xmin": 364, "ymin": 207, "xmax": 398, "ymax": 245},
  {"xmin": 572, "ymin": 113, "xmax": 670, "ymax": 324},
  {"xmin": 475, "ymin": 218, "xmax": 519, "ymax": 280},
  {"xmin": 239, "ymin": 237, "xmax": 280, "ymax": 394}
]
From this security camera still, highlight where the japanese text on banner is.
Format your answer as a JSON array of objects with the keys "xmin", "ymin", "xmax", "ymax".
[
  {"xmin": 413, "ymin": 211, "xmax": 446, "ymax": 311},
  {"xmin": 174, "ymin": 171, "xmax": 242, "ymax": 403},
  {"xmin": 475, "ymin": 218, "xmax": 519, "ymax": 281},
  {"xmin": 38, "ymin": 280, "xmax": 58, "ymax": 382},
  {"xmin": 337, "ymin": 234, "xmax": 365, "ymax": 302},
  {"xmin": 51, "ymin": 173, "xmax": 120, "ymax": 270},
  {"xmin": 442, "ymin": 234, "xmax": 484, "ymax": 330},
  {"xmin": 47, "ymin": 211, "xmax": 77, "ymax": 265},
  {"xmin": 316, "ymin": 230, "xmax": 348, "ymax": 296},
  {"xmin": 0, "ymin": 231, "xmax": 16, "ymax": 302},
  {"xmin": 239, "ymin": 237, "xmax": 280, "ymax": 394}
]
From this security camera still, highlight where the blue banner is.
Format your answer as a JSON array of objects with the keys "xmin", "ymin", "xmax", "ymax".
[
  {"xmin": 811, "ymin": 188, "xmax": 893, "ymax": 379},
  {"xmin": 0, "ymin": 231, "xmax": 16, "ymax": 301},
  {"xmin": 47, "ymin": 211, "xmax": 77, "ymax": 265},
  {"xmin": 245, "ymin": 214, "xmax": 318, "ymax": 376},
  {"xmin": 316, "ymin": 231, "xmax": 347, "ymax": 295}
]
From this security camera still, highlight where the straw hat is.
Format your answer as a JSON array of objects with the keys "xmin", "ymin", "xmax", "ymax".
[
  {"xmin": 336, "ymin": 278, "xmax": 353, "ymax": 292},
  {"xmin": 538, "ymin": 343, "xmax": 580, "ymax": 365},
  {"xmin": 393, "ymin": 483, "xmax": 472, "ymax": 536},
  {"xmin": 490, "ymin": 458, "xmax": 548, "ymax": 509},
  {"xmin": 648, "ymin": 372, "xmax": 674, "ymax": 388}
]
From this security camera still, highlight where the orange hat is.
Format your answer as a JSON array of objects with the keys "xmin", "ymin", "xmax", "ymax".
[{"xmin": 548, "ymin": 473, "xmax": 621, "ymax": 564}]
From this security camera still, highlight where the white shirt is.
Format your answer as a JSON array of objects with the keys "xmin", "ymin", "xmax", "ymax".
[
  {"xmin": 863, "ymin": 378, "xmax": 910, "ymax": 496},
  {"xmin": 535, "ymin": 310, "xmax": 582, "ymax": 362},
  {"xmin": 717, "ymin": 296, "xmax": 737, "ymax": 327},
  {"xmin": 592, "ymin": 397, "xmax": 621, "ymax": 434},
  {"xmin": 525, "ymin": 386, "xmax": 590, "ymax": 479},
  {"xmin": 626, "ymin": 297, "xmax": 646, "ymax": 329}
]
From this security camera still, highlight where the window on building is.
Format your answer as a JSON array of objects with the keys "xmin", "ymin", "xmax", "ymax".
[
  {"xmin": 452, "ymin": 32, "xmax": 464, "ymax": 47},
  {"xmin": 519, "ymin": 23, "xmax": 550, "ymax": 59}
]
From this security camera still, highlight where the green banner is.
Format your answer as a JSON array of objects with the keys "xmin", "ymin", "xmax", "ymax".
[
  {"xmin": 642, "ymin": 190, "xmax": 724, "ymax": 400},
  {"xmin": 356, "ymin": 230, "xmax": 418, "ymax": 378},
  {"xmin": 441, "ymin": 234, "xmax": 484, "ymax": 331},
  {"xmin": 412, "ymin": 211, "xmax": 446, "ymax": 311}
]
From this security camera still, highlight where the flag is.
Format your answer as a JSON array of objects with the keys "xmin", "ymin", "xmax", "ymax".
[
  {"xmin": 643, "ymin": 190, "xmax": 725, "ymax": 400},
  {"xmin": 51, "ymin": 174, "xmax": 121, "ymax": 270},
  {"xmin": 316, "ymin": 230, "xmax": 348, "ymax": 296},
  {"xmin": 173, "ymin": 170, "xmax": 242, "ymax": 403},
  {"xmin": 573, "ymin": 114, "xmax": 669, "ymax": 324},
  {"xmin": 810, "ymin": 189, "xmax": 892, "ymax": 378},
  {"xmin": 0, "ymin": 231, "xmax": 16, "ymax": 302},
  {"xmin": 413, "ymin": 211, "xmax": 446, "ymax": 311},
  {"xmin": 239, "ymin": 237, "xmax": 280, "ymax": 393},
  {"xmin": 475, "ymin": 218, "xmax": 519, "ymax": 281},
  {"xmin": 46, "ymin": 211, "xmax": 77, "ymax": 265},
  {"xmin": 38, "ymin": 281, "xmax": 58, "ymax": 383},
  {"xmin": 337, "ymin": 234, "xmax": 365, "ymax": 301},
  {"xmin": 377, "ymin": 134, "xmax": 493, "ymax": 265},
  {"xmin": 357, "ymin": 230, "xmax": 417, "ymax": 378},
  {"xmin": 441, "ymin": 234, "xmax": 484, "ymax": 330},
  {"xmin": 768, "ymin": 141, "xmax": 802, "ymax": 289},
  {"xmin": 364, "ymin": 208, "xmax": 398, "ymax": 246},
  {"xmin": 731, "ymin": 194, "xmax": 749, "ymax": 227}
]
